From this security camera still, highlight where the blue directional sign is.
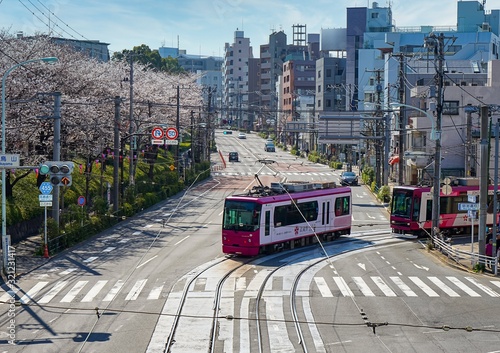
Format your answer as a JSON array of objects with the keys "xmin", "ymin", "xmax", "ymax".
[
  {"xmin": 39, "ymin": 181, "xmax": 53, "ymax": 195},
  {"xmin": 458, "ymin": 203, "xmax": 479, "ymax": 211}
]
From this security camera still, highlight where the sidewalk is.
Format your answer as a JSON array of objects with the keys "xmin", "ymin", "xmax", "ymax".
[{"xmin": 1, "ymin": 235, "xmax": 50, "ymax": 280}]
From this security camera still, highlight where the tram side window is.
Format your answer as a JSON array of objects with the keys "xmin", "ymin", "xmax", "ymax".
[
  {"xmin": 274, "ymin": 201, "xmax": 318, "ymax": 227},
  {"xmin": 265, "ymin": 210, "xmax": 270, "ymax": 236},
  {"xmin": 412, "ymin": 198, "xmax": 420, "ymax": 221},
  {"xmin": 426, "ymin": 200, "xmax": 432, "ymax": 220},
  {"xmin": 335, "ymin": 197, "xmax": 350, "ymax": 216}
]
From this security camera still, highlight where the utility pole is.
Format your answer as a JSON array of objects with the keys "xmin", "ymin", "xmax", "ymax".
[
  {"xmin": 375, "ymin": 69, "xmax": 383, "ymax": 187},
  {"xmin": 176, "ymin": 85, "xmax": 180, "ymax": 172},
  {"xmin": 478, "ymin": 105, "xmax": 489, "ymax": 257},
  {"xmin": 113, "ymin": 96, "xmax": 120, "ymax": 212},
  {"xmin": 128, "ymin": 54, "xmax": 135, "ymax": 186},
  {"xmin": 395, "ymin": 53, "xmax": 406, "ymax": 185},
  {"xmin": 52, "ymin": 92, "xmax": 61, "ymax": 226},
  {"xmin": 426, "ymin": 33, "xmax": 445, "ymax": 239},
  {"xmin": 464, "ymin": 104, "xmax": 476, "ymax": 176}
]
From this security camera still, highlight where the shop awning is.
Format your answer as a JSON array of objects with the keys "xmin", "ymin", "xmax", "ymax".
[{"xmin": 389, "ymin": 156, "xmax": 400, "ymax": 165}]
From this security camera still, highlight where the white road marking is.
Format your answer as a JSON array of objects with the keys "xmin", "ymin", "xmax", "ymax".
[
  {"xmin": 19, "ymin": 282, "xmax": 48, "ymax": 304},
  {"xmin": 391, "ymin": 277, "xmax": 417, "ymax": 297},
  {"xmin": 352, "ymin": 277, "xmax": 375, "ymax": 296},
  {"xmin": 125, "ymin": 279, "xmax": 148, "ymax": 300},
  {"xmin": 81, "ymin": 280, "xmax": 108, "ymax": 302},
  {"xmin": 38, "ymin": 281, "xmax": 68, "ymax": 303},
  {"xmin": 314, "ymin": 277, "xmax": 333, "ymax": 297},
  {"xmin": 446, "ymin": 277, "xmax": 480, "ymax": 297},
  {"xmin": 103, "ymin": 280, "xmax": 125, "ymax": 302},
  {"xmin": 61, "ymin": 281, "xmax": 88, "ymax": 302},
  {"xmin": 137, "ymin": 255, "xmax": 158, "ymax": 269},
  {"xmin": 371, "ymin": 276, "xmax": 396, "ymax": 296}
]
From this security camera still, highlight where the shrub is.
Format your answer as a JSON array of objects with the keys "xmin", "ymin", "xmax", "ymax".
[{"xmin": 378, "ymin": 185, "xmax": 391, "ymax": 203}]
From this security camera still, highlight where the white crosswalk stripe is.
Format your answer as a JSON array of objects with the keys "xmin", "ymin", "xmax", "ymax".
[
  {"xmin": 81, "ymin": 280, "xmax": 108, "ymax": 302},
  {"xmin": 19, "ymin": 282, "xmax": 48, "ymax": 304},
  {"xmin": 38, "ymin": 281, "xmax": 68, "ymax": 304},
  {"xmin": 61, "ymin": 281, "xmax": 88, "ymax": 302},
  {"xmin": 125, "ymin": 279, "xmax": 148, "ymax": 301},
  {"xmin": 6, "ymin": 274, "xmax": 500, "ymax": 306}
]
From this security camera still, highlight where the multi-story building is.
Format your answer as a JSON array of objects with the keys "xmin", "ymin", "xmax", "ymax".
[
  {"xmin": 258, "ymin": 30, "xmax": 288, "ymax": 133},
  {"xmin": 222, "ymin": 29, "xmax": 255, "ymax": 130},
  {"xmin": 383, "ymin": 0, "xmax": 500, "ymax": 184},
  {"xmin": 281, "ymin": 33, "xmax": 320, "ymax": 149}
]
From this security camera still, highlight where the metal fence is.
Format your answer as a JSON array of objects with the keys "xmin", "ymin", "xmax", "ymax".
[{"xmin": 427, "ymin": 235, "xmax": 499, "ymax": 276}]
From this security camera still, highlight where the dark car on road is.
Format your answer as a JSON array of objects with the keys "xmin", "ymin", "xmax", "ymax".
[
  {"xmin": 264, "ymin": 142, "xmax": 275, "ymax": 152},
  {"xmin": 339, "ymin": 171, "xmax": 358, "ymax": 186},
  {"xmin": 228, "ymin": 152, "xmax": 239, "ymax": 162}
]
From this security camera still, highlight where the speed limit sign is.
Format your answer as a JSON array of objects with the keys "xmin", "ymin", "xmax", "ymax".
[{"xmin": 165, "ymin": 127, "xmax": 179, "ymax": 140}]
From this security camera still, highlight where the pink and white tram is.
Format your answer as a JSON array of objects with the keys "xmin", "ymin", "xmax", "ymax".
[
  {"xmin": 222, "ymin": 182, "xmax": 352, "ymax": 256},
  {"xmin": 390, "ymin": 183, "xmax": 497, "ymax": 238}
]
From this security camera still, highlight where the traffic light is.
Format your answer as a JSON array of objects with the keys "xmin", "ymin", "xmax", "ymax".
[{"xmin": 39, "ymin": 161, "xmax": 74, "ymax": 186}]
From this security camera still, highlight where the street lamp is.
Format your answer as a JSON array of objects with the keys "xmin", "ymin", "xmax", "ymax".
[
  {"xmin": 390, "ymin": 102, "xmax": 439, "ymax": 141},
  {"xmin": 2, "ymin": 57, "xmax": 58, "ymax": 272}
]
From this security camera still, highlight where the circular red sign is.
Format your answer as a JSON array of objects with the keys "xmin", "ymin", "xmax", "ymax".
[
  {"xmin": 165, "ymin": 127, "xmax": 179, "ymax": 140},
  {"xmin": 77, "ymin": 195, "xmax": 86, "ymax": 206},
  {"xmin": 151, "ymin": 127, "xmax": 165, "ymax": 139}
]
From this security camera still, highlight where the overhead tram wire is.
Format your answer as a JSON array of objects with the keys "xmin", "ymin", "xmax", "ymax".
[
  {"xmin": 20, "ymin": 0, "xmax": 83, "ymax": 41},
  {"xmin": 17, "ymin": 0, "xmax": 64, "ymax": 38},
  {"xmin": 34, "ymin": 0, "xmax": 90, "ymax": 40}
]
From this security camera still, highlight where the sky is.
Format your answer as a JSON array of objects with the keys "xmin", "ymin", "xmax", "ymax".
[{"xmin": 1, "ymin": 0, "xmax": 500, "ymax": 57}]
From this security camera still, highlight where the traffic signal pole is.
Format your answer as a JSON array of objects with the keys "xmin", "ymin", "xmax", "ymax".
[{"xmin": 52, "ymin": 92, "xmax": 61, "ymax": 226}]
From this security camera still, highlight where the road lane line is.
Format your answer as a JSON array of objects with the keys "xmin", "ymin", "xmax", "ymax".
[{"xmin": 137, "ymin": 255, "xmax": 158, "ymax": 269}]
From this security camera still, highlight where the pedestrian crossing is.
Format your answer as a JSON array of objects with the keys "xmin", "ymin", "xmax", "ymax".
[
  {"xmin": 212, "ymin": 171, "xmax": 335, "ymax": 177},
  {"xmin": 1, "ymin": 275, "xmax": 500, "ymax": 306}
]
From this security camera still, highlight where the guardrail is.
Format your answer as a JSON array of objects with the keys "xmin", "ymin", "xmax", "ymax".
[{"xmin": 429, "ymin": 235, "xmax": 498, "ymax": 275}]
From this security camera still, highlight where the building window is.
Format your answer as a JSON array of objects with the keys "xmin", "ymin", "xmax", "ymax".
[
  {"xmin": 326, "ymin": 68, "xmax": 331, "ymax": 77},
  {"xmin": 318, "ymin": 70, "xmax": 321, "ymax": 78},
  {"xmin": 318, "ymin": 85, "xmax": 321, "ymax": 93},
  {"xmin": 326, "ymin": 99, "xmax": 331, "ymax": 108},
  {"xmin": 317, "ymin": 99, "xmax": 321, "ymax": 108},
  {"xmin": 443, "ymin": 101, "xmax": 459, "ymax": 115},
  {"xmin": 372, "ymin": 12, "xmax": 379, "ymax": 18}
]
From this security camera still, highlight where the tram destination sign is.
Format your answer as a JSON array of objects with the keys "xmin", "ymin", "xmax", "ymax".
[{"xmin": 458, "ymin": 203, "xmax": 480, "ymax": 211}]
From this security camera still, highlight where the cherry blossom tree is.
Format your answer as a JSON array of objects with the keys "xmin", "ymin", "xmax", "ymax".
[{"xmin": 0, "ymin": 31, "xmax": 203, "ymax": 198}]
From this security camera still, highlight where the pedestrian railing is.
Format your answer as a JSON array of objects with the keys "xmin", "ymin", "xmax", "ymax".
[{"xmin": 430, "ymin": 235, "xmax": 498, "ymax": 275}]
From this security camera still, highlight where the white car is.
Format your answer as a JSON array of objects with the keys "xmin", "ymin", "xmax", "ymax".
[{"xmin": 238, "ymin": 132, "xmax": 246, "ymax": 139}]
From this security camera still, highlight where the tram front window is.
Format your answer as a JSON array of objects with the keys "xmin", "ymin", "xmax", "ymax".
[
  {"xmin": 392, "ymin": 191, "xmax": 413, "ymax": 218},
  {"xmin": 223, "ymin": 201, "xmax": 261, "ymax": 231}
]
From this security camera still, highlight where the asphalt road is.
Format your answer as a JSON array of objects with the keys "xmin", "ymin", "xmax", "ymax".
[{"xmin": 2, "ymin": 130, "xmax": 499, "ymax": 352}]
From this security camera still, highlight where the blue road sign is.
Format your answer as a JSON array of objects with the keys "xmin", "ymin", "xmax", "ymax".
[
  {"xmin": 458, "ymin": 203, "xmax": 479, "ymax": 211},
  {"xmin": 39, "ymin": 181, "xmax": 53, "ymax": 195}
]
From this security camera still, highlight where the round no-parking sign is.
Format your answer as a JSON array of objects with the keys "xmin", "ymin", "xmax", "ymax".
[
  {"xmin": 165, "ymin": 127, "xmax": 178, "ymax": 140},
  {"xmin": 78, "ymin": 195, "xmax": 86, "ymax": 206}
]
